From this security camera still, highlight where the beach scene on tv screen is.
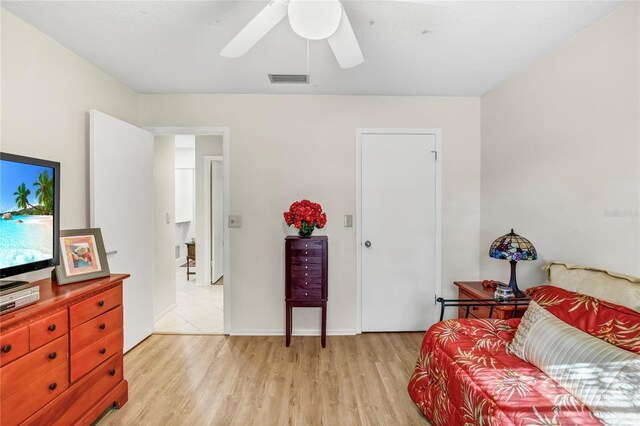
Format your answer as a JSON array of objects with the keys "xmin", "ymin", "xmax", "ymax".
[{"xmin": 0, "ymin": 160, "xmax": 54, "ymax": 270}]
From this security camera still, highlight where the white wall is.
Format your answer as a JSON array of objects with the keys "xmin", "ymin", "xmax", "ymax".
[
  {"xmin": 480, "ymin": 2, "xmax": 640, "ymax": 286},
  {"xmin": 194, "ymin": 135, "xmax": 223, "ymax": 284},
  {"xmin": 140, "ymin": 95, "xmax": 481, "ymax": 333},
  {"xmin": 175, "ymin": 147, "xmax": 195, "ymax": 168},
  {"xmin": 1, "ymin": 10, "xmax": 139, "ymax": 282},
  {"xmin": 153, "ymin": 135, "xmax": 176, "ymax": 319},
  {"xmin": 174, "ymin": 145, "xmax": 195, "ymax": 261}
]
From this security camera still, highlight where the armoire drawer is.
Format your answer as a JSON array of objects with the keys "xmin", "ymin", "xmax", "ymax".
[
  {"xmin": 290, "ymin": 288, "xmax": 323, "ymax": 300},
  {"xmin": 288, "ymin": 240, "xmax": 324, "ymax": 250}
]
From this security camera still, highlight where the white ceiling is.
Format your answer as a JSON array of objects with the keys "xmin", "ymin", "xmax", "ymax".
[{"xmin": 2, "ymin": 1, "xmax": 622, "ymax": 96}]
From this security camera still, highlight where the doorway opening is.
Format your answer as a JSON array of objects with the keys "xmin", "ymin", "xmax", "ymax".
[{"xmin": 149, "ymin": 128, "xmax": 230, "ymax": 335}]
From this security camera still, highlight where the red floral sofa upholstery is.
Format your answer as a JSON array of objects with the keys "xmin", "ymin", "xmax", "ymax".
[{"xmin": 408, "ymin": 264, "xmax": 640, "ymax": 426}]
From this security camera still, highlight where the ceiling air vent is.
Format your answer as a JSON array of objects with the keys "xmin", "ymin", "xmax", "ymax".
[{"xmin": 268, "ymin": 74, "xmax": 310, "ymax": 84}]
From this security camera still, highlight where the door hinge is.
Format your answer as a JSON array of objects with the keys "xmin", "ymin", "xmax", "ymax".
[{"xmin": 431, "ymin": 150, "xmax": 438, "ymax": 160}]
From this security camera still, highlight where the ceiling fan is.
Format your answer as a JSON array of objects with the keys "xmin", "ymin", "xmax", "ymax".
[{"xmin": 220, "ymin": 0, "xmax": 364, "ymax": 69}]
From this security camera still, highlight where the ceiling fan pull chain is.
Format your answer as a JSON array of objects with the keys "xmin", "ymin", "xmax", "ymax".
[{"xmin": 306, "ymin": 39, "xmax": 310, "ymax": 76}]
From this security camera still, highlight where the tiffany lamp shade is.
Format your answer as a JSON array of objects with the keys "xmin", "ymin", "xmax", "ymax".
[{"xmin": 489, "ymin": 229, "xmax": 537, "ymax": 297}]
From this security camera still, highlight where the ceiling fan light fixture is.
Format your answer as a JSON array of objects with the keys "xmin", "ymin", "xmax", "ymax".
[{"xmin": 288, "ymin": 0, "xmax": 342, "ymax": 40}]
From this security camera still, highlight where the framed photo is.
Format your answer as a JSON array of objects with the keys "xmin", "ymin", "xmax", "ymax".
[{"xmin": 54, "ymin": 228, "xmax": 110, "ymax": 285}]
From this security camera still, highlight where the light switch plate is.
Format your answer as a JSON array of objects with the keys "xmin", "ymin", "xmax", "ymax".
[
  {"xmin": 229, "ymin": 215, "xmax": 242, "ymax": 228},
  {"xmin": 165, "ymin": 212, "xmax": 171, "ymax": 224},
  {"xmin": 344, "ymin": 214, "xmax": 353, "ymax": 227}
]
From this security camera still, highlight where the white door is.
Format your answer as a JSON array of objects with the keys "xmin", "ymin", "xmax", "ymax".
[
  {"xmin": 361, "ymin": 133, "xmax": 437, "ymax": 331},
  {"xmin": 90, "ymin": 110, "xmax": 154, "ymax": 352},
  {"xmin": 211, "ymin": 160, "xmax": 224, "ymax": 282}
]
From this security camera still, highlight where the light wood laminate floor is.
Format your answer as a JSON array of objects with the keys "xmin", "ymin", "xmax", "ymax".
[{"xmin": 98, "ymin": 333, "xmax": 429, "ymax": 425}]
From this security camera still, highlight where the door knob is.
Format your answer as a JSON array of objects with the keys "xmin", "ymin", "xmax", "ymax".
[{"xmin": 364, "ymin": 241, "xmax": 372, "ymax": 248}]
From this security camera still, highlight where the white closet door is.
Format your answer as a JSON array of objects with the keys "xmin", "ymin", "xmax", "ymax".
[
  {"xmin": 90, "ymin": 110, "xmax": 154, "ymax": 352},
  {"xmin": 361, "ymin": 133, "xmax": 437, "ymax": 331}
]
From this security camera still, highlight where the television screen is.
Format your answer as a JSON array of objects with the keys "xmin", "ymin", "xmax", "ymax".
[{"xmin": 0, "ymin": 153, "xmax": 60, "ymax": 281}]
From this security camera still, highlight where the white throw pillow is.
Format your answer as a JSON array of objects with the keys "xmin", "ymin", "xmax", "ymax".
[{"xmin": 509, "ymin": 301, "xmax": 640, "ymax": 425}]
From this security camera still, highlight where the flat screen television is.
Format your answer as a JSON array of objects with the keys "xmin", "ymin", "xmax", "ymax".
[{"xmin": 0, "ymin": 153, "xmax": 60, "ymax": 286}]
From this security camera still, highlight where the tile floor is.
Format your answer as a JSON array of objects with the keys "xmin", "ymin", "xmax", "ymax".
[{"xmin": 154, "ymin": 266, "xmax": 224, "ymax": 334}]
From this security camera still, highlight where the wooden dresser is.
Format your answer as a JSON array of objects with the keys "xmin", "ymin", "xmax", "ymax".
[
  {"xmin": 454, "ymin": 281, "xmax": 529, "ymax": 320},
  {"xmin": 285, "ymin": 236, "xmax": 328, "ymax": 348},
  {"xmin": 0, "ymin": 274, "xmax": 129, "ymax": 425}
]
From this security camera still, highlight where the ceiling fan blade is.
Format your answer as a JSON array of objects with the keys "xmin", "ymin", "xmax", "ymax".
[
  {"xmin": 220, "ymin": 0, "xmax": 288, "ymax": 58},
  {"xmin": 327, "ymin": 7, "xmax": 364, "ymax": 69}
]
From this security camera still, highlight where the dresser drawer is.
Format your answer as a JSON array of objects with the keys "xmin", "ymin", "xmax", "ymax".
[
  {"xmin": 0, "ymin": 327, "xmax": 28, "ymax": 367},
  {"xmin": 24, "ymin": 354, "xmax": 123, "ymax": 426},
  {"xmin": 29, "ymin": 310, "xmax": 68, "ymax": 351},
  {"xmin": 1, "ymin": 335, "xmax": 68, "ymax": 402},
  {"xmin": 288, "ymin": 240, "xmax": 324, "ymax": 250},
  {"xmin": 71, "ymin": 329, "xmax": 123, "ymax": 382},
  {"xmin": 290, "ymin": 288, "xmax": 322, "ymax": 300},
  {"xmin": 0, "ymin": 364, "xmax": 68, "ymax": 426},
  {"xmin": 71, "ymin": 306, "xmax": 123, "ymax": 353},
  {"xmin": 458, "ymin": 306, "xmax": 479, "ymax": 319},
  {"xmin": 458, "ymin": 289, "xmax": 492, "ymax": 319},
  {"xmin": 291, "ymin": 269, "xmax": 323, "ymax": 279},
  {"xmin": 70, "ymin": 285, "xmax": 122, "ymax": 328},
  {"xmin": 290, "ymin": 256, "xmax": 323, "ymax": 264}
]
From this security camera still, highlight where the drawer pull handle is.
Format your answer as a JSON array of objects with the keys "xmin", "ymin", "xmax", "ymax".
[
  {"xmin": 305, "ymin": 251, "xmax": 308, "ymax": 255},
  {"xmin": 305, "ymin": 244, "xmax": 308, "ymax": 248},
  {"xmin": 1, "ymin": 344, "xmax": 11, "ymax": 353},
  {"xmin": 99, "ymin": 323, "xmax": 107, "ymax": 330},
  {"xmin": 305, "ymin": 273, "xmax": 308, "ymax": 276},
  {"xmin": 305, "ymin": 292, "xmax": 308, "ymax": 296},
  {"xmin": 49, "ymin": 383, "xmax": 57, "ymax": 391},
  {"xmin": 48, "ymin": 324, "xmax": 57, "ymax": 332},
  {"xmin": 109, "ymin": 369, "xmax": 116, "ymax": 376},
  {"xmin": 99, "ymin": 348, "xmax": 107, "ymax": 355},
  {"xmin": 49, "ymin": 352, "xmax": 57, "ymax": 360},
  {"xmin": 98, "ymin": 300, "xmax": 105, "ymax": 307},
  {"xmin": 305, "ymin": 282, "xmax": 308, "ymax": 286},
  {"xmin": 305, "ymin": 259, "xmax": 308, "ymax": 262}
]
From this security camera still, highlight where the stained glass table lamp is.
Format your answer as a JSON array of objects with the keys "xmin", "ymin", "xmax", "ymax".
[{"xmin": 489, "ymin": 229, "xmax": 537, "ymax": 297}]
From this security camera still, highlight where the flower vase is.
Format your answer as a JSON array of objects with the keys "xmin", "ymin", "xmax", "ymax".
[{"xmin": 298, "ymin": 221, "xmax": 314, "ymax": 238}]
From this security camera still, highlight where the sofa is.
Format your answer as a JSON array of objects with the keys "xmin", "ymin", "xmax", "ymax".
[{"xmin": 407, "ymin": 263, "xmax": 640, "ymax": 425}]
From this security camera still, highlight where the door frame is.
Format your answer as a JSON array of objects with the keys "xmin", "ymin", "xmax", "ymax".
[
  {"xmin": 144, "ymin": 126, "xmax": 231, "ymax": 335},
  {"xmin": 355, "ymin": 128, "xmax": 442, "ymax": 333},
  {"xmin": 203, "ymin": 155, "xmax": 224, "ymax": 285}
]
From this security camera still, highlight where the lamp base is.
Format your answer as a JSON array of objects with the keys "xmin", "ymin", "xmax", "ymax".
[{"xmin": 508, "ymin": 260, "xmax": 526, "ymax": 298}]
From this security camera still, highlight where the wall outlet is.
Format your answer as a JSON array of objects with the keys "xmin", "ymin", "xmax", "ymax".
[
  {"xmin": 165, "ymin": 212, "xmax": 171, "ymax": 224},
  {"xmin": 344, "ymin": 214, "xmax": 353, "ymax": 227},
  {"xmin": 229, "ymin": 215, "xmax": 242, "ymax": 228}
]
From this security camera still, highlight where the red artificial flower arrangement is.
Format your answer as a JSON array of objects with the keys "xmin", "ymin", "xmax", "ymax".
[{"xmin": 283, "ymin": 199, "xmax": 327, "ymax": 237}]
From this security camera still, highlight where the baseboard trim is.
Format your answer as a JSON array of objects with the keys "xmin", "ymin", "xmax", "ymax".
[
  {"xmin": 229, "ymin": 328, "xmax": 357, "ymax": 336},
  {"xmin": 154, "ymin": 303, "xmax": 176, "ymax": 322}
]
